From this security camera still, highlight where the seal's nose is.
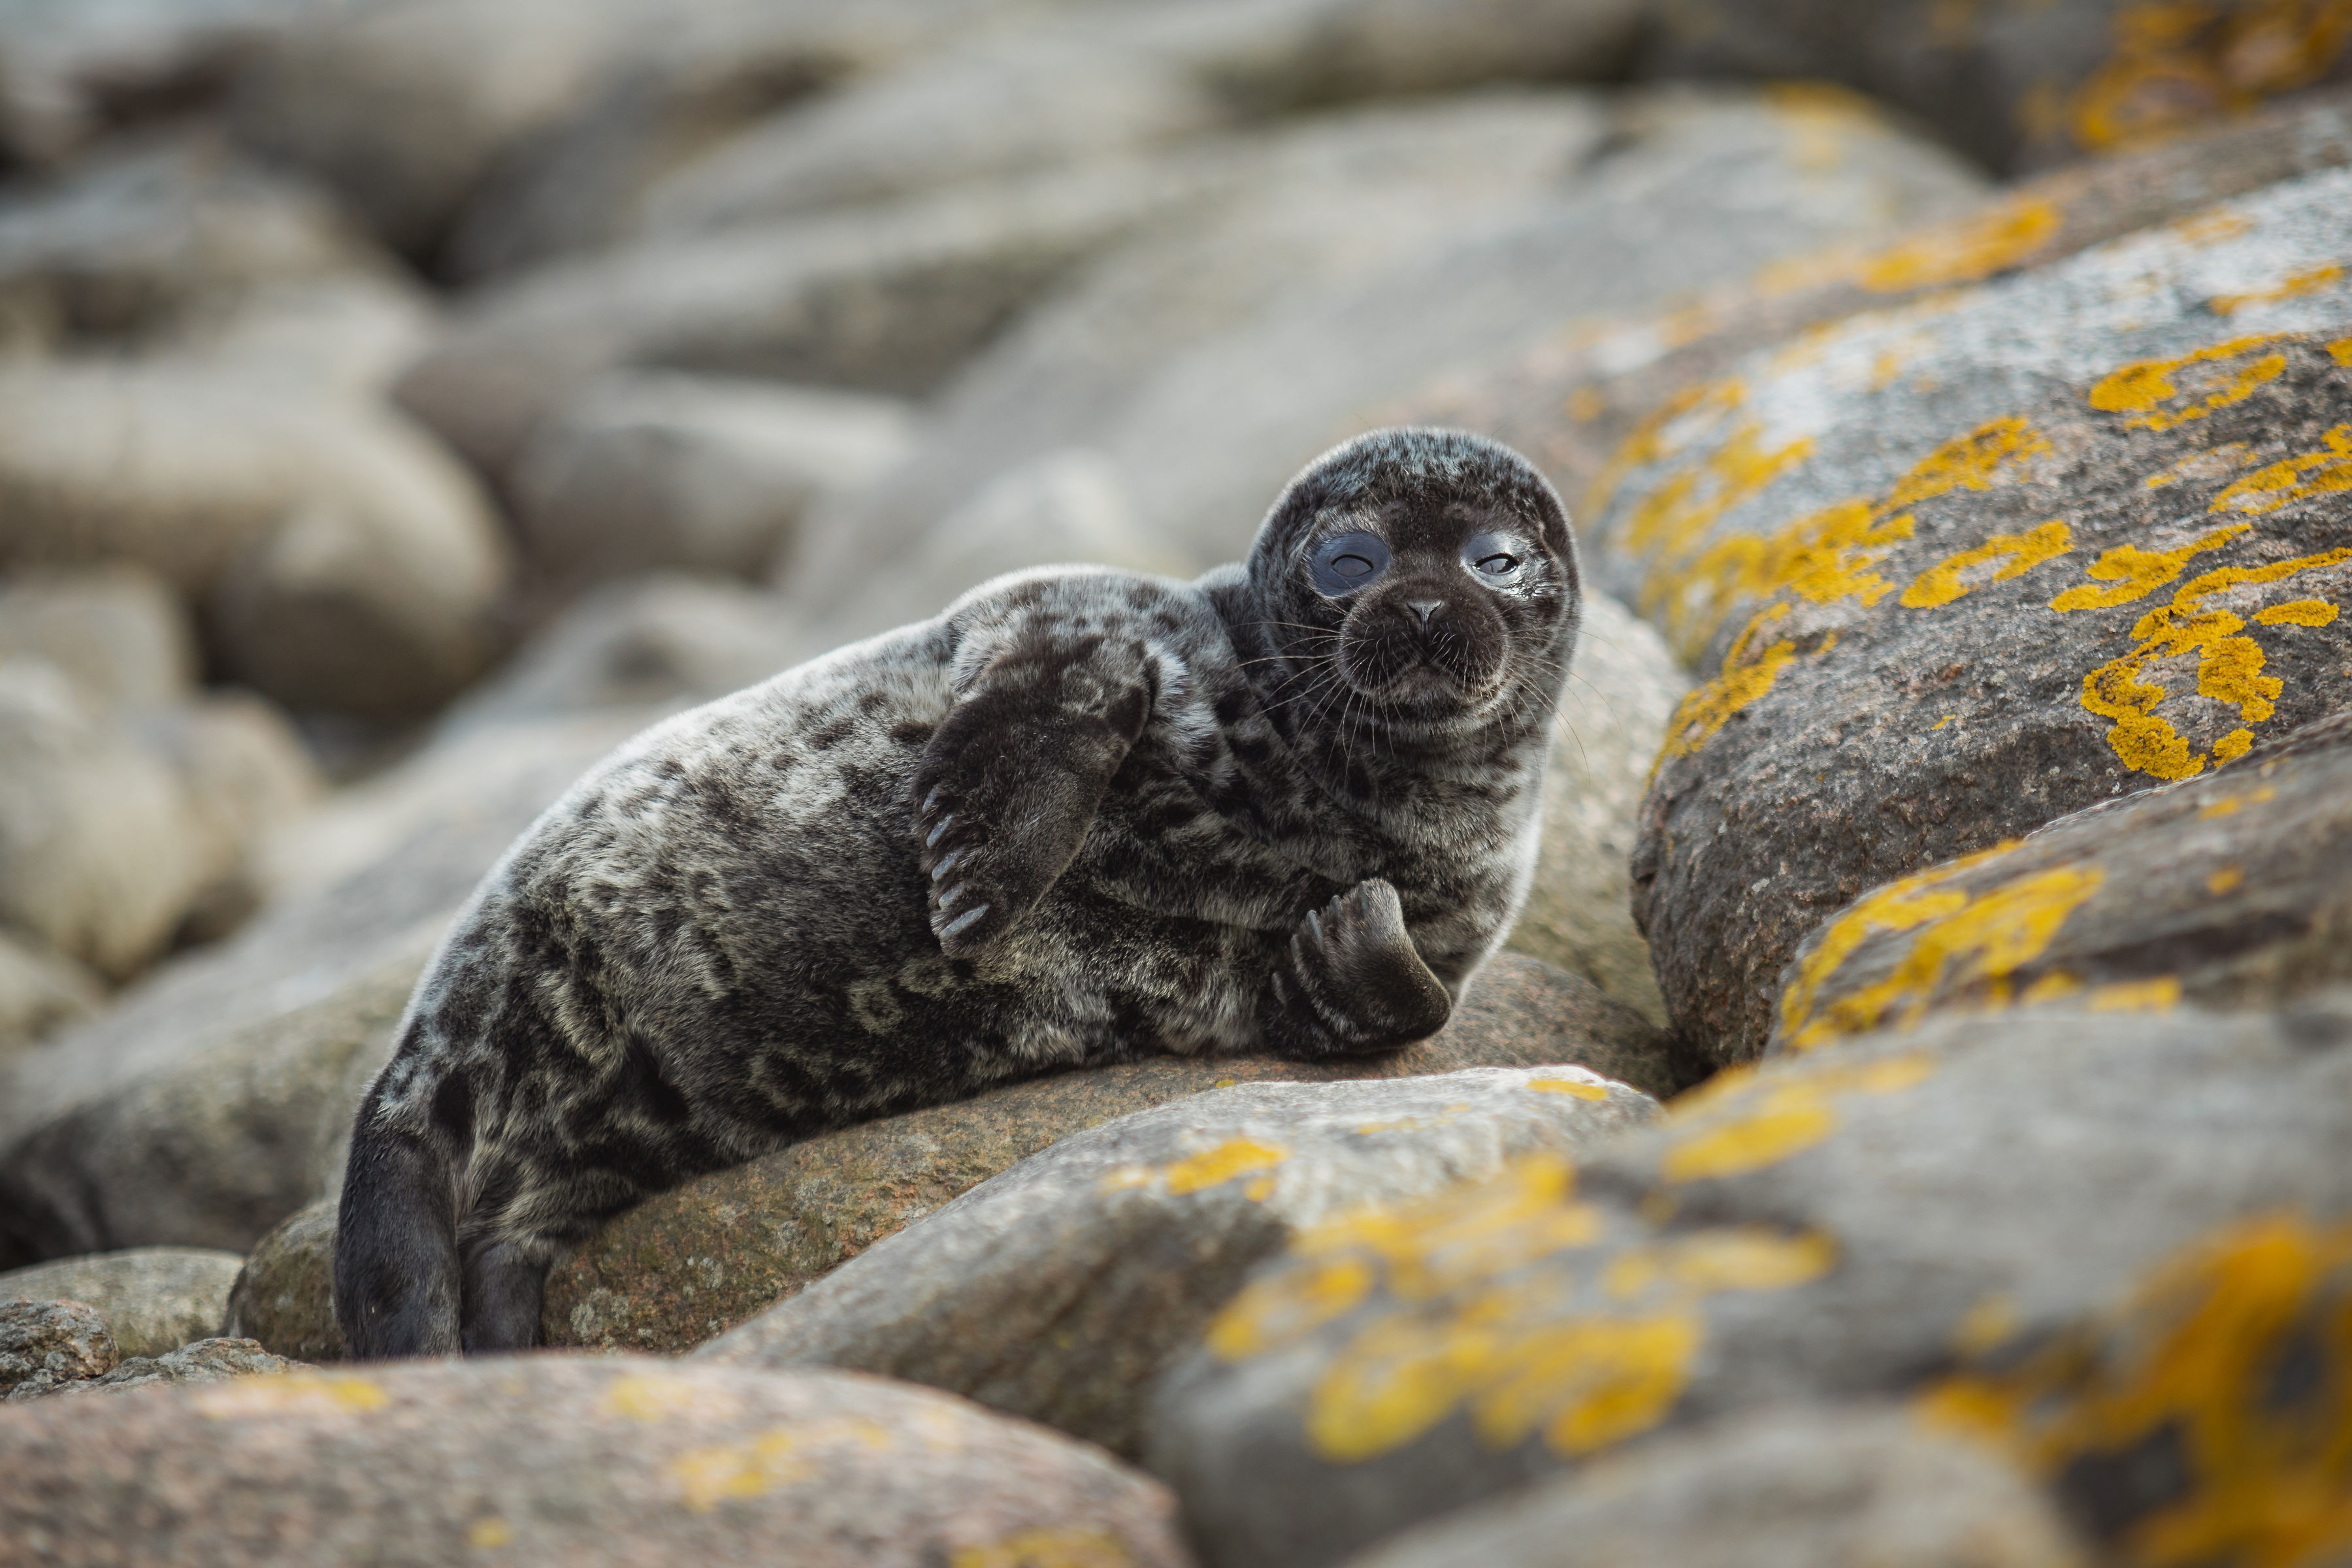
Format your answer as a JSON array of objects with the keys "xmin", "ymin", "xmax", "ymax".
[{"xmin": 1407, "ymin": 599, "xmax": 1444, "ymax": 626}]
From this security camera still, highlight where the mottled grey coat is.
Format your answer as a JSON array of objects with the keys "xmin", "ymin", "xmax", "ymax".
[{"xmin": 337, "ymin": 428, "xmax": 1581, "ymax": 1357}]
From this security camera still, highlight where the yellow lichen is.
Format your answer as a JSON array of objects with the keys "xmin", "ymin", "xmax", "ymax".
[
  {"xmin": 1933, "ymin": 714, "xmax": 1957, "ymax": 731},
  {"xmin": 666, "ymin": 1418, "xmax": 895, "ymax": 1510},
  {"xmin": 602, "ymin": 1373, "xmax": 738, "ymax": 1424},
  {"xmin": 1776, "ymin": 844, "xmax": 2021, "ymax": 1047},
  {"xmin": 2062, "ymin": 1, "xmax": 2352, "ymax": 155},
  {"xmin": 2213, "ymin": 423, "xmax": 2352, "ymax": 516},
  {"xmin": 2088, "ymin": 336, "xmax": 2291, "ymax": 434},
  {"xmin": 1164, "ymin": 1137, "xmax": 1288, "ymax": 1196},
  {"xmin": 465, "ymin": 1519, "xmax": 513, "ymax": 1550},
  {"xmin": 193, "ymin": 1373, "xmax": 389, "ymax": 1420},
  {"xmin": 1527, "ymin": 1077, "xmax": 1612, "ymax": 1102},
  {"xmin": 2087, "ymin": 976, "xmax": 2184, "ymax": 1012},
  {"xmin": 1660, "ymin": 1055, "xmax": 1937, "ymax": 1181},
  {"xmin": 1953, "ymin": 1292, "xmax": 2023, "ymax": 1357},
  {"xmin": 951, "ymin": 1529, "xmax": 1137, "ymax": 1568},
  {"xmin": 1901, "ymin": 519, "xmax": 2075, "ymax": 608},
  {"xmin": 2207, "ymin": 865, "xmax": 2246, "ymax": 894},
  {"xmin": 2050, "ymin": 525, "xmax": 2247, "ymax": 612},
  {"xmin": 2211, "ymin": 263, "xmax": 2347, "ymax": 317},
  {"xmin": 1919, "ymin": 1213, "xmax": 2352, "ymax": 1568},
  {"xmin": 2144, "ymin": 442, "xmax": 2258, "ymax": 489},
  {"xmin": 1854, "ymin": 195, "xmax": 2065, "ymax": 295}
]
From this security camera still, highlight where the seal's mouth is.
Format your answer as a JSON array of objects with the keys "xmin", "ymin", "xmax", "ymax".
[{"xmin": 1337, "ymin": 598, "xmax": 1509, "ymax": 713}]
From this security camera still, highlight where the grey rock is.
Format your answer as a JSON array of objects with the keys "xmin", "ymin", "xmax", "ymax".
[
  {"xmin": 1606, "ymin": 172, "xmax": 2352, "ymax": 1062},
  {"xmin": 39, "ymin": 1335, "xmax": 299, "ymax": 1399},
  {"xmin": 1340, "ymin": 1403, "xmax": 2083, "ymax": 1568},
  {"xmin": 0, "ymin": 930, "xmax": 103, "ymax": 1057},
  {"xmin": 702, "ymin": 1066, "xmax": 1657, "ymax": 1460},
  {"xmin": 1149, "ymin": 1002, "xmax": 2352, "ymax": 1568},
  {"xmin": 0, "ymin": 1356, "xmax": 1194, "ymax": 1567},
  {"xmin": 0, "ymin": 565, "xmax": 195, "ymax": 711},
  {"xmin": 0, "ymin": 360, "xmax": 508, "ymax": 719},
  {"xmin": 1647, "ymin": 0, "xmax": 2352, "ymax": 174},
  {"xmin": 0, "ymin": 659, "xmax": 209, "ymax": 981},
  {"xmin": 153, "ymin": 270, "xmax": 440, "ymax": 397},
  {"xmin": 0, "ymin": 708, "xmax": 650, "ymax": 1269},
  {"xmin": 140, "ymin": 691, "xmax": 326, "ymax": 947},
  {"xmin": 0, "ymin": 1248, "xmax": 245, "ymax": 1359},
  {"xmin": 225, "ymin": 952, "xmax": 1675, "ymax": 1365},
  {"xmin": 638, "ymin": 0, "xmax": 1647, "ymax": 235},
  {"xmin": 0, "ymin": 1297, "xmax": 114, "ymax": 1398},
  {"xmin": 395, "ymin": 148, "xmax": 1241, "ymax": 479},
  {"xmin": 514, "ymin": 372, "xmax": 917, "ymax": 585},
  {"xmin": 436, "ymin": 572, "xmax": 808, "ymax": 738},
  {"xmin": 1772, "ymin": 710, "xmax": 2352, "ymax": 1053},
  {"xmin": 796, "ymin": 86, "xmax": 1988, "ymax": 630},
  {"xmin": 1502, "ymin": 590, "xmax": 1685, "ymax": 1024}
]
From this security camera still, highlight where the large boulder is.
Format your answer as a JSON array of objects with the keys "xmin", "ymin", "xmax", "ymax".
[
  {"xmin": 702, "ymin": 1065, "xmax": 1656, "ymax": 1460},
  {"xmin": 1646, "ymin": 0, "xmax": 2352, "ymax": 174},
  {"xmin": 1407, "ymin": 84, "xmax": 2352, "ymax": 562},
  {"xmin": 634, "ymin": 0, "xmax": 1648, "ymax": 236},
  {"xmin": 1149, "ymin": 998, "xmax": 2352, "ymax": 1567},
  {"xmin": 0, "ymin": 707, "xmax": 653, "ymax": 1269},
  {"xmin": 1774, "ymin": 710, "xmax": 2352, "ymax": 1054},
  {"xmin": 0, "ymin": 361, "xmax": 508, "ymax": 718},
  {"xmin": 0, "ymin": 931, "xmax": 103, "ymax": 1058},
  {"xmin": 228, "ymin": 952, "xmax": 1670, "ymax": 1363},
  {"xmin": 1501, "ymin": 590, "xmax": 1685, "ymax": 1023},
  {"xmin": 1608, "ymin": 182, "xmax": 2352, "ymax": 1062},
  {"xmin": 1341, "ymin": 1405, "xmax": 2083, "ymax": 1568},
  {"xmin": 138, "ymin": 691, "xmax": 327, "ymax": 945},
  {"xmin": 0, "ymin": 1246, "xmax": 246, "ymax": 1359},
  {"xmin": 0, "ymin": 566, "xmax": 195, "ymax": 711},
  {"xmin": 513, "ymin": 372, "xmax": 917, "ymax": 586},
  {"xmin": 0, "ymin": 659, "xmax": 212, "ymax": 981},
  {"xmin": 395, "ymin": 147, "xmax": 1240, "ymax": 478},
  {"xmin": 0, "ymin": 1357, "xmax": 1192, "ymax": 1567},
  {"xmin": 0, "ymin": 130, "xmax": 383, "ymax": 353},
  {"xmin": 791, "ymin": 85, "xmax": 1988, "ymax": 638}
]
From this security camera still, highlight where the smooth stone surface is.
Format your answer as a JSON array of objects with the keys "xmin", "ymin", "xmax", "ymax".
[
  {"xmin": 0, "ymin": 708, "xmax": 651, "ymax": 1269},
  {"xmin": 0, "ymin": 930, "xmax": 103, "ymax": 1058},
  {"xmin": 396, "ymin": 148, "xmax": 1236, "ymax": 479},
  {"xmin": 702, "ymin": 1065, "xmax": 1657, "ymax": 1460},
  {"xmin": 1150, "ymin": 1002, "xmax": 2352, "ymax": 1568},
  {"xmin": 1773, "ymin": 710, "xmax": 2352, "ymax": 1053},
  {"xmin": 796, "ymin": 85, "xmax": 1987, "ymax": 634},
  {"xmin": 0, "ymin": 1247, "xmax": 246, "ymax": 1360},
  {"xmin": 0, "ymin": 1298, "xmax": 114, "ymax": 1399},
  {"xmin": 0, "ymin": 361, "xmax": 508, "ymax": 718},
  {"xmin": 1407, "ymin": 85, "xmax": 2352, "ymax": 602},
  {"xmin": 1599, "ymin": 163, "xmax": 2352, "ymax": 1064},
  {"xmin": 0, "ymin": 659, "xmax": 210, "ymax": 981},
  {"xmin": 1647, "ymin": 0, "xmax": 2352, "ymax": 173},
  {"xmin": 139, "ymin": 691, "xmax": 327, "ymax": 947},
  {"xmin": 1341, "ymin": 1404, "xmax": 2083, "ymax": 1568},
  {"xmin": 0, "ymin": 1356, "xmax": 1194, "ymax": 1567},
  {"xmin": 515, "ymin": 372, "xmax": 917, "ymax": 585},
  {"xmin": 0, "ymin": 566, "xmax": 196, "ymax": 711},
  {"xmin": 23, "ymin": 1337, "xmax": 299, "ymax": 1401},
  {"xmin": 1501, "ymin": 589, "xmax": 1685, "ymax": 1025},
  {"xmin": 229, "ymin": 952, "xmax": 1671, "ymax": 1363}
]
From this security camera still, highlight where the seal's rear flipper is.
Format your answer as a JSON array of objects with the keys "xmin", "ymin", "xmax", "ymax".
[
  {"xmin": 1259, "ymin": 878, "xmax": 1452, "ymax": 1059},
  {"xmin": 335, "ymin": 1114, "xmax": 461, "ymax": 1358},
  {"xmin": 914, "ymin": 628, "xmax": 1152, "ymax": 958}
]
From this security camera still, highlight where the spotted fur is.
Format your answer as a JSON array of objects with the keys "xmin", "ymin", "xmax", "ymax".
[{"xmin": 336, "ymin": 428, "xmax": 1580, "ymax": 1358}]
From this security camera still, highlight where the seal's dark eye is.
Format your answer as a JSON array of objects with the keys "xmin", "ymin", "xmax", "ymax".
[
  {"xmin": 1463, "ymin": 532, "xmax": 1529, "ymax": 585},
  {"xmin": 1310, "ymin": 532, "xmax": 1390, "ymax": 596}
]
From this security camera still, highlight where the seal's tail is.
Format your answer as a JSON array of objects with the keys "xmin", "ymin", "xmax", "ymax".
[{"xmin": 334, "ymin": 1100, "xmax": 461, "ymax": 1359}]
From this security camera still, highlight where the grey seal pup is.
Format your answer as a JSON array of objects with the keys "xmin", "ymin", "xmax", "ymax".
[{"xmin": 337, "ymin": 427, "xmax": 1580, "ymax": 1358}]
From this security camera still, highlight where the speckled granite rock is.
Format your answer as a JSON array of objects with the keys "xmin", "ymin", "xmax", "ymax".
[
  {"xmin": 1646, "ymin": 0, "xmax": 2352, "ymax": 173},
  {"xmin": 0, "ymin": 1356, "xmax": 1192, "ymax": 1567},
  {"xmin": 25, "ymin": 1337, "xmax": 299, "ymax": 1401},
  {"xmin": 1149, "ymin": 1000, "xmax": 2352, "ymax": 1568},
  {"xmin": 1502, "ymin": 590, "xmax": 1686, "ymax": 1024},
  {"xmin": 231, "ymin": 951, "xmax": 1669, "ymax": 1362},
  {"xmin": 700, "ymin": 1065, "xmax": 1656, "ymax": 1459},
  {"xmin": 0, "ymin": 1247, "xmax": 246, "ymax": 1359},
  {"xmin": 1340, "ymin": 1404, "xmax": 2083, "ymax": 1568},
  {"xmin": 1406, "ymin": 86, "xmax": 2352, "ymax": 585},
  {"xmin": 1772, "ymin": 711, "xmax": 2352, "ymax": 1053},
  {"xmin": 0, "ymin": 1298, "xmax": 114, "ymax": 1399},
  {"xmin": 1607, "ymin": 168, "xmax": 2352, "ymax": 1064}
]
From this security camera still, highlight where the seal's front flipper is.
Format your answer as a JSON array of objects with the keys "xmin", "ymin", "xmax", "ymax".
[
  {"xmin": 914, "ymin": 632, "xmax": 1152, "ymax": 958},
  {"xmin": 1260, "ymin": 878, "xmax": 1452, "ymax": 1059}
]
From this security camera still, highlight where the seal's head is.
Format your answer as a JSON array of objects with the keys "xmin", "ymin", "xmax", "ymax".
[{"xmin": 1246, "ymin": 427, "xmax": 1578, "ymax": 737}]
